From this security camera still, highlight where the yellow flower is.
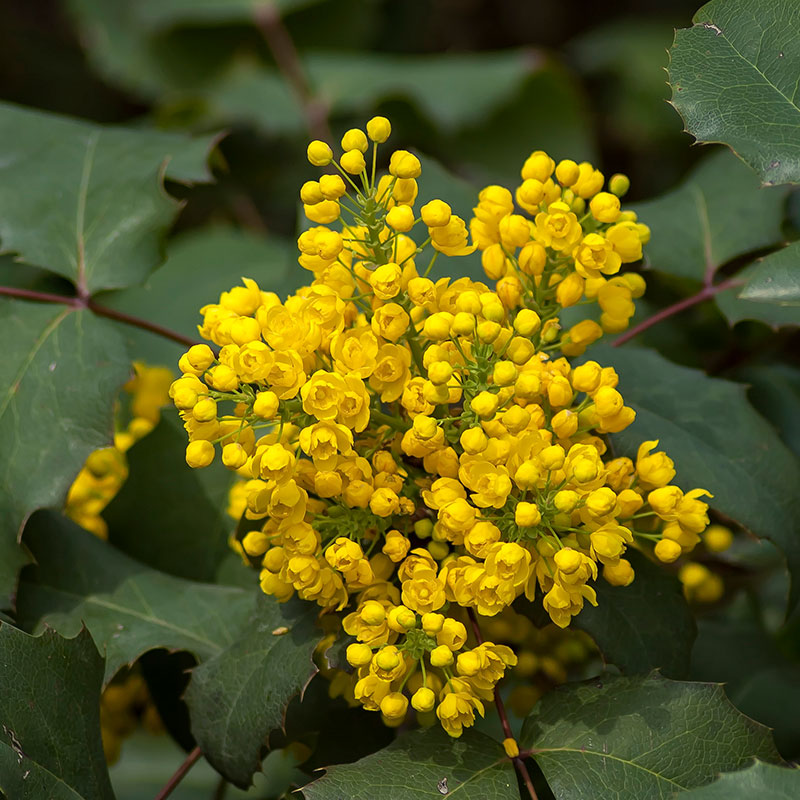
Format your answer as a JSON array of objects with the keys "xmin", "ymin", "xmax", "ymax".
[
  {"xmin": 430, "ymin": 215, "xmax": 476, "ymax": 256},
  {"xmin": 298, "ymin": 421, "xmax": 354, "ymax": 470},
  {"xmin": 436, "ymin": 680, "xmax": 485, "ymax": 738},
  {"xmin": 401, "ymin": 569, "xmax": 446, "ymax": 614},
  {"xmin": 337, "ymin": 375, "xmax": 371, "ymax": 432},
  {"xmin": 533, "ymin": 202, "xmax": 582, "ymax": 252},
  {"xmin": 369, "ymin": 344, "xmax": 412, "ymax": 403},
  {"xmin": 458, "ymin": 460, "xmax": 512, "ymax": 509},
  {"xmin": 301, "ymin": 370, "xmax": 345, "ymax": 422}
]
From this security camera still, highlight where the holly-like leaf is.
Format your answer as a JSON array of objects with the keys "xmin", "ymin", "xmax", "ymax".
[
  {"xmin": 104, "ymin": 414, "xmax": 234, "ymax": 583},
  {"xmin": 668, "ymin": 0, "xmax": 800, "ymax": 185},
  {"xmin": 185, "ymin": 593, "xmax": 319, "ymax": 789},
  {"xmin": 301, "ymin": 727, "xmax": 517, "ymax": 800},
  {"xmin": 574, "ymin": 550, "xmax": 696, "ymax": 678},
  {"xmin": 736, "ymin": 363, "xmax": 800, "ymax": 460},
  {"xmin": 632, "ymin": 148, "xmax": 787, "ymax": 283},
  {"xmin": 597, "ymin": 345, "xmax": 800, "ymax": 611},
  {"xmin": 16, "ymin": 510, "xmax": 252, "ymax": 683},
  {"xmin": 0, "ymin": 101, "xmax": 215, "ymax": 293},
  {"xmin": 739, "ymin": 240, "xmax": 800, "ymax": 305},
  {"xmin": 0, "ymin": 301, "xmax": 130, "ymax": 607},
  {"xmin": 0, "ymin": 625, "xmax": 114, "ymax": 800},
  {"xmin": 521, "ymin": 673, "xmax": 779, "ymax": 799},
  {"xmin": 715, "ymin": 262, "xmax": 800, "ymax": 327},
  {"xmin": 96, "ymin": 226, "xmax": 292, "ymax": 366},
  {"xmin": 677, "ymin": 761, "xmax": 800, "ymax": 798}
]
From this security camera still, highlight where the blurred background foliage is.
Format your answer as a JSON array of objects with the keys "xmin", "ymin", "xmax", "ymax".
[{"xmin": 2, "ymin": 0, "xmax": 800, "ymax": 795}]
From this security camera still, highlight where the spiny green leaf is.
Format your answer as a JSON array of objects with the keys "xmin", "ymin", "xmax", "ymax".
[
  {"xmin": 185, "ymin": 593, "xmax": 320, "ymax": 789},
  {"xmin": 739, "ymin": 240, "xmax": 800, "ymax": 305},
  {"xmin": 715, "ymin": 262, "xmax": 800, "ymax": 327},
  {"xmin": 301, "ymin": 727, "xmax": 518, "ymax": 800},
  {"xmin": 0, "ymin": 301, "xmax": 130, "ymax": 607},
  {"xmin": 16, "ymin": 510, "xmax": 252, "ymax": 683},
  {"xmin": 595, "ymin": 345, "xmax": 800, "ymax": 610},
  {"xmin": 104, "ymin": 414, "xmax": 234, "ymax": 583},
  {"xmin": 521, "ymin": 673, "xmax": 779, "ymax": 799},
  {"xmin": 632, "ymin": 148, "xmax": 787, "ymax": 283},
  {"xmin": 669, "ymin": 0, "xmax": 800, "ymax": 185},
  {"xmin": 0, "ymin": 625, "xmax": 114, "ymax": 800},
  {"xmin": 0, "ymin": 101, "xmax": 215, "ymax": 293},
  {"xmin": 677, "ymin": 761, "xmax": 800, "ymax": 798},
  {"xmin": 574, "ymin": 550, "xmax": 696, "ymax": 678}
]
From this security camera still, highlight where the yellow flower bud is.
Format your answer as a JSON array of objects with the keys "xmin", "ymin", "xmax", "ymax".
[
  {"xmin": 304, "ymin": 200, "xmax": 340, "ymax": 224},
  {"xmin": 555, "ymin": 159, "xmax": 580, "ymax": 186},
  {"xmin": 451, "ymin": 312, "xmax": 476, "ymax": 337},
  {"xmin": 421, "ymin": 612, "xmax": 445, "ymax": 635},
  {"xmin": 341, "ymin": 128, "xmax": 368, "ymax": 153},
  {"xmin": 704, "ymin": 524, "xmax": 733, "ymax": 553},
  {"xmin": 361, "ymin": 600, "xmax": 387, "ymax": 625},
  {"xmin": 380, "ymin": 692, "xmax": 409, "ymax": 720},
  {"xmin": 503, "ymin": 738, "xmax": 520, "ymax": 759},
  {"xmin": 411, "ymin": 686, "xmax": 436, "ymax": 712},
  {"xmin": 346, "ymin": 642, "xmax": 373, "ymax": 667},
  {"xmin": 319, "ymin": 174, "xmax": 347, "ymax": 200},
  {"xmin": 470, "ymin": 391, "xmax": 499, "ymax": 420},
  {"xmin": 604, "ymin": 558, "xmax": 635, "ymax": 586},
  {"xmin": 609, "ymin": 173, "xmax": 630, "ymax": 197},
  {"xmin": 540, "ymin": 444, "xmax": 566, "ymax": 470},
  {"xmin": 514, "ymin": 309, "xmax": 541, "ymax": 336},
  {"xmin": 501, "ymin": 405, "xmax": 530, "ymax": 435},
  {"xmin": 253, "ymin": 391, "xmax": 279, "ymax": 418},
  {"xmin": 515, "ymin": 502, "xmax": 541, "ymax": 527},
  {"xmin": 428, "ymin": 361, "xmax": 453, "ymax": 386},
  {"xmin": 307, "ymin": 140, "xmax": 332, "ymax": 166},
  {"xmin": 185, "ymin": 440, "xmax": 214, "ymax": 468},
  {"xmin": 221, "ymin": 442, "xmax": 248, "ymax": 469},
  {"xmin": 456, "ymin": 650, "xmax": 481, "ymax": 676},
  {"xmin": 423, "ymin": 312, "xmax": 453, "ymax": 341},
  {"xmin": 299, "ymin": 180, "xmax": 323, "ymax": 204},
  {"xmin": 476, "ymin": 320, "xmax": 502, "ymax": 343},
  {"xmin": 389, "ymin": 149, "xmax": 422, "ymax": 179},
  {"xmin": 553, "ymin": 489, "xmax": 579, "ymax": 513},
  {"xmin": 518, "ymin": 241, "xmax": 546, "ymax": 276},
  {"xmin": 414, "ymin": 519, "xmax": 434, "ymax": 539},
  {"xmin": 186, "ymin": 344, "xmax": 215, "ymax": 371},
  {"xmin": 340, "ymin": 149, "xmax": 366, "ymax": 175},
  {"xmin": 386, "ymin": 204, "xmax": 415, "ymax": 232},
  {"xmin": 192, "ymin": 397, "xmax": 217, "ymax": 422},
  {"xmin": 430, "ymin": 644, "xmax": 454, "ymax": 667},
  {"xmin": 421, "ymin": 199, "xmax": 451, "ymax": 227},
  {"xmin": 366, "ymin": 115, "xmax": 391, "ymax": 143},
  {"xmin": 655, "ymin": 538, "xmax": 682, "ymax": 563},
  {"xmin": 514, "ymin": 460, "xmax": 540, "ymax": 490},
  {"xmin": 388, "ymin": 605, "xmax": 416, "ymax": 632},
  {"xmin": 412, "ymin": 415, "xmax": 439, "ymax": 440},
  {"xmin": 589, "ymin": 192, "xmax": 621, "ymax": 223}
]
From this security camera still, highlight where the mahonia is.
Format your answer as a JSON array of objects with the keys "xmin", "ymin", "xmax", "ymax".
[
  {"xmin": 172, "ymin": 118, "xmax": 713, "ymax": 737},
  {"xmin": 65, "ymin": 363, "xmax": 172, "ymax": 538}
]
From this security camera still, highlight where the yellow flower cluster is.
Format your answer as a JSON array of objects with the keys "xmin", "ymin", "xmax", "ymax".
[
  {"xmin": 65, "ymin": 363, "xmax": 172, "ymax": 538},
  {"xmin": 100, "ymin": 671, "xmax": 163, "ymax": 765},
  {"xmin": 171, "ymin": 118, "xmax": 712, "ymax": 737}
]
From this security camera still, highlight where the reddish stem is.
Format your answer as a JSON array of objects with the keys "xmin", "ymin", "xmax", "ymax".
[
  {"xmin": 0, "ymin": 285, "xmax": 82, "ymax": 306},
  {"xmin": 467, "ymin": 608, "xmax": 539, "ymax": 800},
  {"xmin": 253, "ymin": 3, "xmax": 332, "ymax": 143},
  {"xmin": 0, "ymin": 285, "xmax": 200, "ymax": 349},
  {"xmin": 87, "ymin": 299, "xmax": 200, "ymax": 348},
  {"xmin": 154, "ymin": 746, "xmax": 203, "ymax": 800},
  {"xmin": 613, "ymin": 277, "xmax": 742, "ymax": 348}
]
